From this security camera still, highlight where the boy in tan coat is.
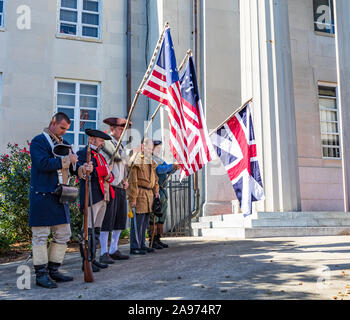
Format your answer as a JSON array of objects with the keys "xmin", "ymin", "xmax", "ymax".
[{"xmin": 128, "ymin": 138, "xmax": 160, "ymax": 254}]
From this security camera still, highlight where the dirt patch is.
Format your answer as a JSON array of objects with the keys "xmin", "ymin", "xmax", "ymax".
[{"xmin": 0, "ymin": 238, "xmax": 131, "ymax": 264}]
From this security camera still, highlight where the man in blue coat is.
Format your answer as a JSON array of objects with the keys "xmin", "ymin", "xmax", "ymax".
[
  {"xmin": 29, "ymin": 112, "xmax": 80, "ymax": 289},
  {"xmin": 149, "ymin": 140, "xmax": 180, "ymax": 249}
]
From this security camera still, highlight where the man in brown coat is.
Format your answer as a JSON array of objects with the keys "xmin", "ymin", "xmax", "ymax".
[{"xmin": 127, "ymin": 138, "xmax": 160, "ymax": 254}]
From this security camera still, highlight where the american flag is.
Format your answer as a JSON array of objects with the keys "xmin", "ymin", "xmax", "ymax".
[
  {"xmin": 211, "ymin": 102, "xmax": 265, "ymax": 216},
  {"xmin": 179, "ymin": 56, "xmax": 216, "ymax": 179},
  {"xmin": 141, "ymin": 28, "xmax": 192, "ymax": 176}
]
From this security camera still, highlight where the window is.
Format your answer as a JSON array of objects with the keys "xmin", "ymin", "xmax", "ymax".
[
  {"xmin": 56, "ymin": 80, "xmax": 101, "ymax": 151},
  {"xmin": 319, "ymin": 85, "xmax": 340, "ymax": 159},
  {"xmin": 58, "ymin": 0, "xmax": 101, "ymax": 39},
  {"xmin": 313, "ymin": 0, "xmax": 335, "ymax": 34},
  {"xmin": 0, "ymin": 0, "xmax": 5, "ymax": 27}
]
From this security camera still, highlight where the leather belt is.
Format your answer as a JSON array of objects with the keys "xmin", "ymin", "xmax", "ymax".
[{"xmin": 138, "ymin": 186, "xmax": 153, "ymax": 190}]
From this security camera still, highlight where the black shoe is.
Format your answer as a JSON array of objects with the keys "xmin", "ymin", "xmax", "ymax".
[
  {"xmin": 156, "ymin": 235, "xmax": 169, "ymax": 248},
  {"xmin": 150, "ymin": 241, "xmax": 163, "ymax": 250},
  {"xmin": 130, "ymin": 249, "xmax": 146, "ymax": 255},
  {"xmin": 82, "ymin": 261, "xmax": 100, "ymax": 273},
  {"xmin": 99, "ymin": 253, "xmax": 114, "ymax": 264},
  {"xmin": 109, "ymin": 250, "xmax": 130, "ymax": 260},
  {"xmin": 34, "ymin": 265, "xmax": 58, "ymax": 289},
  {"xmin": 48, "ymin": 262, "xmax": 73, "ymax": 283},
  {"xmin": 93, "ymin": 259, "xmax": 108, "ymax": 269},
  {"xmin": 142, "ymin": 246, "xmax": 155, "ymax": 253}
]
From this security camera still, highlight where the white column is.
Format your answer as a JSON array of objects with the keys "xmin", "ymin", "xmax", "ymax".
[
  {"xmin": 240, "ymin": 0, "xmax": 301, "ymax": 212},
  {"xmin": 334, "ymin": 0, "xmax": 350, "ymax": 212}
]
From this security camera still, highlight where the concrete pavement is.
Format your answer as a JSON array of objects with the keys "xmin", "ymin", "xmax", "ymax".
[{"xmin": 0, "ymin": 236, "xmax": 350, "ymax": 300}]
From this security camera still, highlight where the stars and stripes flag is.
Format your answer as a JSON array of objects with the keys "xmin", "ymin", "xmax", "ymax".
[
  {"xmin": 178, "ymin": 55, "xmax": 216, "ymax": 179},
  {"xmin": 210, "ymin": 101, "xmax": 265, "ymax": 216},
  {"xmin": 141, "ymin": 28, "xmax": 214, "ymax": 178}
]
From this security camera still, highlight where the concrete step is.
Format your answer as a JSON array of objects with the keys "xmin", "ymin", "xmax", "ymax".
[
  {"xmin": 245, "ymin": 227, "xmax": 350, "ymax": 238},
  {"xmin": 195, "ymin": 227, "xmax": 246, "ymax": 238},
  {"xmin": 251, "ymin": 218, "xmax": 350, "ymax": 227},
  {"xmin": 256, "ymin": 212, "xmax": 350, "ymax": 219}
]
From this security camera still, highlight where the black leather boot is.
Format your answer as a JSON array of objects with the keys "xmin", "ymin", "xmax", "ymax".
[
  {"xmin": 48, "ymin": 262, "xmax": 73, "ymax": 282},
  {"xmin": 79, "ymin": 231, "xmax": 100, "ymax": 273},
  {"xmin": 150, "ymin": 236, "xmax": 163, "ymax": 250},
  {"xmin": 157, "ymin": 235, "xmax": 169, "ymax": 248},
  {"xmin": 34, "ymin": 264, "xmax": 58, "ymax": 289}
]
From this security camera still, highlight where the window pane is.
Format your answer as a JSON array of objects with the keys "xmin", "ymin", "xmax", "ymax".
[
  {"xmin": 0, "ymin": 1, "xmax": 3, "ymax": 13},
  {"xmin": 60, "ymin": 9, "xmax": 78, "ymax": 23},
  {"xmin": 63, "ymin": 133, "xmax": 74, "ymax": 145},
  {"xmin": 80, "ymin": 109, "xmax": 96, "ymax": 121},
  {"xmin": 0, "ymin": 15, "xmax": 2, "ymax": 27},
  {"xmin": 322, "ymin": 134, "xmax": 339, "ymax": 146},
  {"xmin": 82, "ymin": 26, "xmax": 98, "ymax": 38},
  {"xmin": 58, "ymin": 82, "xmax": 75, "ymax": 94},
  {"xmin": 58, "ymin": 94, "xmax": 75, "ymax": 106},
  {"xmin": 80, "ymin": 96, "xmax": 97, "ymax": 108},
  {"xmin": 80, "ymin": 84, "xmax": 97, "ymax": 95},
  {"xmin": 57, "ymin": 107, "xmax": 74, "ymax": 119},
  {"xmin": 323, "ymin": 147, "xmax": 340, "ymax": 158},
  {"xmin": 82, "ymin": 12, "xmax": 99, "ymax": 25},
  {"xmin": 79, "ymin": 133, "xmax": 89, "ymax": 145},
  {"xmin": 61, "ymin": 0, "xmax": 77, "ymax": 9},
  {"xmin": 321, "ymin": 121, "xmax": 338, "ymax": 134},
  {"xmin": 60, "ymin": 23, "xmax": 77, "ymax": 35},
  {"xmin": 319, "ymin": 98, "xmax": 336, "ymax": 110},
  {"xmin": 319, "ymin": 86, "xmax": 336, "ymax": 97},
  {"xmin": 80, "ymin": 121, "xmax": 96, "ymax": 131},
  {"xmin": 313, "ymin": 0, "xmax": 334, "ymax": 33},
  {"xmin": 83, "ymin": 0, "xmax": 99, "ymax": 12}
]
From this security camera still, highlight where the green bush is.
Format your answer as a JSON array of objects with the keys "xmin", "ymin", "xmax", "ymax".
[
  {"xmin": 0, "ymin": 143, "xmax": 83, "ymax": 247},
  {"xmin": 0, "ymin": 143, "xmax": 32, "ymax": 244}
]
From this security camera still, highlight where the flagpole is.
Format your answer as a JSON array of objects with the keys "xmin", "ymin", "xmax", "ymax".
[
  {"xmin": 109, "ymin": 22, "xmax": 170, "ymax": 165},
  {"xmin": 143, "ymin": 49, "xmax": 193, "ymax": 138},
  {"xmin": 209, "ymin": 98, "xmax": 253, "ymax": 136}
]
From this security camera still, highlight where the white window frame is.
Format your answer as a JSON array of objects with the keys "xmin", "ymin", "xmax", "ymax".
[
  {"xmin": 0, "ymin": 0, "xmax": 6, "ymax": 28},
  {"xmin": 57, "ymin": 0, "xmax": 102, "ymax": 40},
  {"xmin": 318, "ymin": 82, "xmax": 341, "ymax": 160},
  {"xmin": 55, "ymin": 78, "xmax": 101, "ymax": 151},
  {"xmin": 313, "ymin": 0, "xmax": 335, "ymax": 35}
]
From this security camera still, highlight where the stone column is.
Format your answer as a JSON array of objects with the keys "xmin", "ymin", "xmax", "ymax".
[
  {"xmin": 240, "ymin": 0, "xmax": 301, "ymax": 212},
  {"xmin": 334, "ymin": 0, "xmax": 350, "ymax": 212}
]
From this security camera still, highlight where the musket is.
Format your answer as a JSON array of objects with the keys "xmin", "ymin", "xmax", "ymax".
[{"xmin": 83, "ymin": 141, "xmax": 94, "ymax": 283}]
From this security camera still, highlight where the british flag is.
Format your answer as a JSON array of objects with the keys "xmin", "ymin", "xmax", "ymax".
[
  {"xmin": 211, "ymin": 101, "xmax": 265, "ymax": 216},
  {"xmin": 141, "ymin": 28, "xmax": 192, "ymax": 176}
]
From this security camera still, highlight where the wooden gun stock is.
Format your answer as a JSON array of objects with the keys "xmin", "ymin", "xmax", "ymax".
[{"xmin": 83, "ymin": 143, "xmax": 94, "ymax": 283}]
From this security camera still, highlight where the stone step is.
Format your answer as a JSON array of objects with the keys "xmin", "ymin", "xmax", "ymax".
[
  {"xmin": 191, "ymin": 226, "xmax": 350, "ymax": 238},
  {"xmin": 251, "ymin": 218, "xmax": 350, "ymax": 227},
  {"xmin": 245, "ymin": 227, "xmax": 350, "ymax": 238},
  {"xmin": 256, "ymin": 212, "xmax": 350, "ymax": 220}
]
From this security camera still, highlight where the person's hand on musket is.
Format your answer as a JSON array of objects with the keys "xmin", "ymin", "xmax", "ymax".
[
  {"xmin": 83, "ymin": 161, "xmax": 93, "ymax": 175},
  {"xmin": 68, "ymin": 149, "xmax": 78, "ymax": 165},
  {"xmin": 173, "ymin": 163, "xmax": 181, "ymax": 170},
  {"xmin": 123, "ymin": 179, "xmax": 129, "ymax": 190},
  {"xmin": 155, "ymin": 193, "xmax": 160, "ymax": 199},
  {"xmin": 131, "ymin": 201, "xmax": 136, "ymax": 208}
]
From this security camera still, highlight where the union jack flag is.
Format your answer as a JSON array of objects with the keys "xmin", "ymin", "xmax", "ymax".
[
  {"xmin": 211, "ymin": 101, "xmax": 265, "ymax": 216},
  {"xmin": 141, "ymin": 28, "xmax": 192, "ymax": 176}
]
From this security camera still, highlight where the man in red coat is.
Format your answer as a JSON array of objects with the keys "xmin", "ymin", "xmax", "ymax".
[{"xmin": 77, "ymin": 129, "xmax": 115, "ymax": 272}]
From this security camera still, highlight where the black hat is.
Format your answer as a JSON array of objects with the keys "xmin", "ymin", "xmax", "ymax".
[
  {"xmin": 103, "ymin": 117, "xmax": 132, "ymax": 127},
  {"xmin": 52, "ymin": 144, "xmax": 72, "ymax": 157},
  {"xmin": 85, "ymin": 129, "xmax": 112, "ymax": 140},
  {"xmin": 153, "ymin": 140, "xmax": 162, "ymax": 146}
]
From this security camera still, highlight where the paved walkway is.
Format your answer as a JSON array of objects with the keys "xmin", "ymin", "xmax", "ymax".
[{"xmin": 0, "ymin": 236, "xmax": 350, "ymax": 300}]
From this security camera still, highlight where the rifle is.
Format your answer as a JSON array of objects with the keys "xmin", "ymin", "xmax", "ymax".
[{"xmin": 83, "ymin": 142, "xmax": 94, "ymax": 283}]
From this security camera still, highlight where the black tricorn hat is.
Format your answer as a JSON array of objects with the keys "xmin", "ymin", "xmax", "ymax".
[
  {"xmin": 85, "ymin": 129, "xmax": 112, "ymax": 140},
  {"xmin": 103, "ymin": 117, "xmax": 132, "ymax": 127},
  {"xmin": 52, "ymin": 144, "xmax": 72, "ymax": 157},
  {"xmin": 153, "ymin": 140, "xmax": 162, "ymax": 146}
]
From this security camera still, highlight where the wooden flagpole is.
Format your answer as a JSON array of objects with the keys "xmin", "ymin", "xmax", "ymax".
[
  {"xmin": 109, "ymin": 22, "xmax": 170, "ymax": 165},
  {"xmin": 209, "ymin": 98, "xmax": 253, "ymax": 136}
]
